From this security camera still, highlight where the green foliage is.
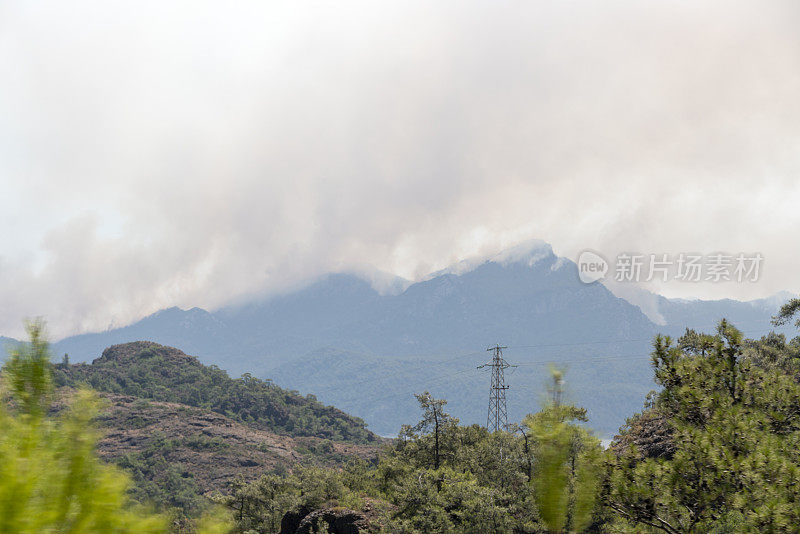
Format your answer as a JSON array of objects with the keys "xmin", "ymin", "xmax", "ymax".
[
  {"xmin": 14, "ymin": 312, "xmax": 800, "ymax": 533},
  {"xmin": 222, "ymin": 318, "xmax": 800, "ymax": 533},
  {"xmin": 214, "ymin": 466, "xmax": 357, "ymax": 533},
  {"xmin": 53, "ymin": 342, "xmax": 375, "ymax": 443},
  {"xmin": 677, "ymin": 328, "xmax": 715, "ymax": 356},
  {"xmin": 385, "ymin": 466, "xmax": 515, "ymax": 533},
  {"xmin": 116, "ymin": 434, "xmax": 208, "ymax": 516},
  {"xmin": 744, "ymin": 331, "xmax": 800, "ymax": 377},
  {"xmin": 0, "ymin": 321, "xmax": 170, "ymax": 533},
  {"xmin": 223, "ymin": 383, "xmax": 602, "ymax": 533},
  {"xmin": 3, "ymin": 320, "xmax": 53, "ymax": 417},
  {"xmin": 525, "ymin": 369, "xmax": 604, "ymax": 533},
  {"xmin": 397, "ymin": 391, "xmax": 456, "ymax": 470},
  {"xmin": 772, "ymin": 297, "xmax": 800, "ymax": 329},
  {"xmin": 609, "ymin": 320, "xmax": 800, "ymax": 533},
  {"xmin": 183, "ymin": 433, "xmax": 231, "ymax": 451}
]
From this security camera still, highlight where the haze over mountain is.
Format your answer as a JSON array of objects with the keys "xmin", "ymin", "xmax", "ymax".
[
  {"xmin": 0, "ymin": 337, "xmax": 20, "ymax": 356},
  {"xmin": 16, "ymin": 240, "xmax": 796, "ymax": 436}
]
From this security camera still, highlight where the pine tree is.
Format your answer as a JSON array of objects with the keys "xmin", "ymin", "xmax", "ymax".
[
  {"xmin": 525, "ymin": 369, "xmax": 604, "ymax": 533},
  {"xmin": 399, "ymin": 391, "xmax": 456, "ymax": 470},
  {"xmin": 608, "ymin": 320, "xmax": 800, "ymax": 532}
]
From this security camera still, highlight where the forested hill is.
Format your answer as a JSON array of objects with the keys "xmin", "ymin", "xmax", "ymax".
[{"xmin": 53, "ymin": 341, "xmax": 376, "ymax": 444}]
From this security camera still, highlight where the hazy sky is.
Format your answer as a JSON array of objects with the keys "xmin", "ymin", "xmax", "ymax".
[{"xmin": 1, "ymin": 1, "xmax": 799, "ymax": 338}]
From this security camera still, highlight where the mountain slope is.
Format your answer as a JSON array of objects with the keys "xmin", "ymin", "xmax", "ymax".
[
  {"xmin": 214, "ymin": 241, "xmax": 657, "ymax": 367},
  {"xmin": 54, "ymin": 307, "xmax": 239, "ymax": 368},
  {"xmin": 39, "ymin": 240, "xmax": 797, "ymax": 437},
  {"xmin": 0, "ymin": 336, "xmax": 18, "ymax": 363},
  {"xmin": 54, "ymin": 341, "xmax": 377, "ymax": 443},
  {"xmin": 74, "ymin": 391, "xmax": 380, "ymax": 516},
  {"xmin": 653, "ymin": 293, "xmax": 796, "ymax": 338},
  {"xmin": 259, "ymin": 244, "xmax": 662, "ymax": 436}
]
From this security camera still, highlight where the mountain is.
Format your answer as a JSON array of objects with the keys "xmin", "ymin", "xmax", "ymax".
[
  {"xmin": 256, "ymin": 242, "xmax": 663, "ymax": 435},
  {"xmin": 652, "ymin": 292, "xmax": 796, "ymax": 338},
  {"xmin": 0, "ymin": 336, "xmax": 19, "ymax": 363},
  {"xmin": 0, "ymin": 336, "xmax": 19, "ymax": 362},
  {"xmin": 214, "ymin": 240, "xmax": 657, "ymax": 365},
  {"xmin": 49, "ymin": 343, "xmax": 382, "ymax": 518},
  {"xmin": 35, "ymin": 240, "xmax": 797, "ymax": 438},
  {"xmin": 0, "ymin": 335, "xmax": 19, "ymax": 346},
  {"xmin": 54, "ymin": 307, "xmax": 239, "ymax": 368},
  {"xmin": 54, "ymin": 341, "xmax": 377, "ymax": 443}
]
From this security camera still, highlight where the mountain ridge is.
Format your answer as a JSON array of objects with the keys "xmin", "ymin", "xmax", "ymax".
[
  {"xmin": 54, "ymin": 341, "xmax": 377, "ymax": 443},
  {"xmin": 10, "ymin": 241, "xmax": 796, "ymax": 436}
]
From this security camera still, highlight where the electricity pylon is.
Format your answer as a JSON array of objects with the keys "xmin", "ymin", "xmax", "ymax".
[{"xmin": 477, "ymin": 344, "xmax": 514, "ymax": 432}]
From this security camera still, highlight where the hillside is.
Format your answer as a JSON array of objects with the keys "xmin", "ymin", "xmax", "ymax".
[
  {"xmin": 54, "ymin": 341, "xmax": 377, "ymax": 444},
  {"xmin": 56, "ymin": 390, "xmax": 380, "ymax": 517}
]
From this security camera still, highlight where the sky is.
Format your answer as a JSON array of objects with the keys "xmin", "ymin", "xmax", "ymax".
[{"xmin": 1, "ymin": 1, "xmax": 799, "ymax": 339}]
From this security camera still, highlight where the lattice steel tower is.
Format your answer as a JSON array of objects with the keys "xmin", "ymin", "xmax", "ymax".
[{"xmin": 478, "ymin": 344, "xmax": 512, "ymax": 432}]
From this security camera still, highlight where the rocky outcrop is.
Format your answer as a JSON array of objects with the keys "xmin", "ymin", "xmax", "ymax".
[
  {"xmin": 281, "ymin": 507, "xmax": 368, "ymax": 534},
  {"xmin": 280, "ymin": 505, "xmax": 314, "ymax": 534},
  {"xmin": 612, "ymin": 407, "xmax": 675, "ymax": 460}
]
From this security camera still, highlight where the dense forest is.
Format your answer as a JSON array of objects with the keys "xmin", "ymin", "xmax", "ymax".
[{"xmin": 2, "ymin": 297, "xmax": 800, "ymax": 532}]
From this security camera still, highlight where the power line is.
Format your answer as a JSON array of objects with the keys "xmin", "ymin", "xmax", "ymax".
[
  {"xmin": 478, "ymin": 345, "xmax": 515, "ymax": 432},
  {"xmin": 347, "ymin": 328, "xmax": 795, "ymax": 421},
  {"xmin": 362, "ymin": 353, "xmax": 647, "ymax": 405}
]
